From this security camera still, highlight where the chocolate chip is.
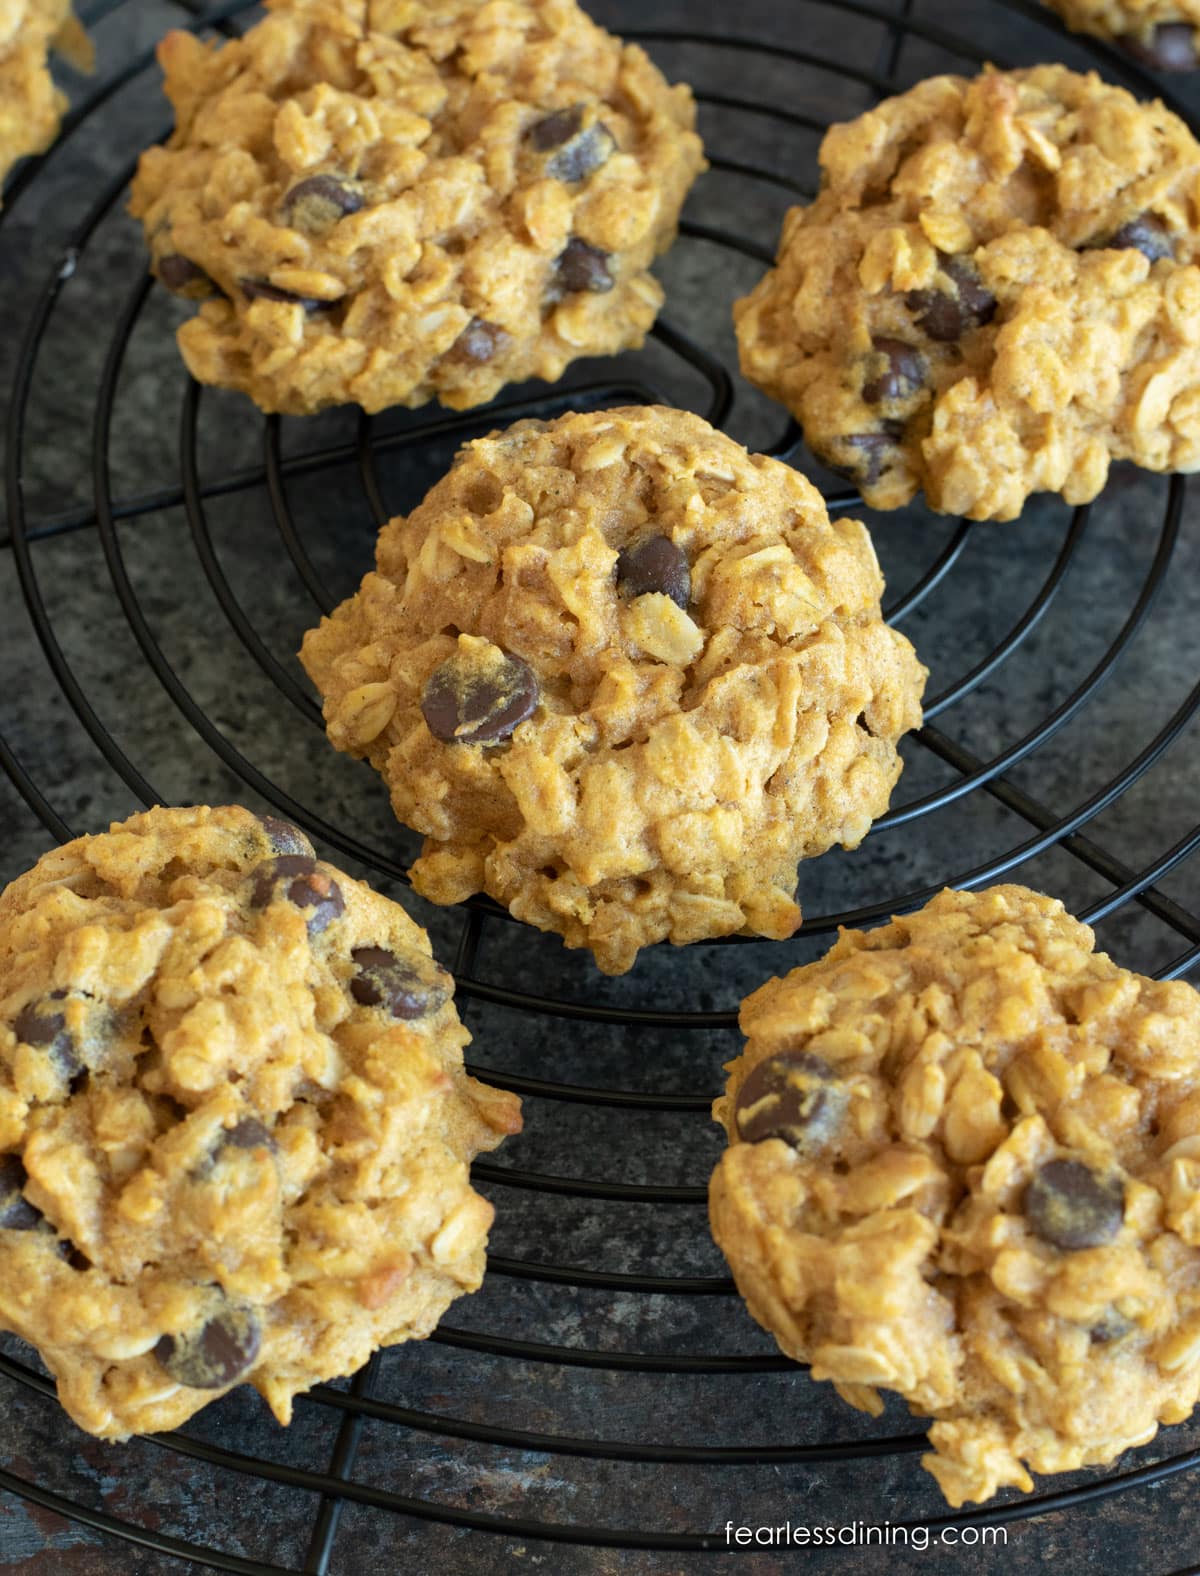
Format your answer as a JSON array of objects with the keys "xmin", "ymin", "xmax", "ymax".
[
  {"xmin": 240, "ymin": 278, "xmax": 331, "ymax": 314},
  {"xmin": 527, "ymin": 105, "xmax": 616, "ymax": 182},
  {"xmin": 906, "ymin": 254, "xmax": 996, "ymax": 341},
  {"xmin": 0, "ymin": 1154, "xmax": 43, "ymax": 1231},
  {"xmin": 220, "ymin": 1119, "xmax": 277, "ymax": 1155},
  {"xmin": 250, "ymin": 856, "xmax": 345, "ymax": 935},
  {"xmin": 616, "ymin": 536, "xmax": 690, "ymax": 608},
  {"xmin": 821, "ymin": 425, "xmax": 904, "ymax": 487},
  {"xmin": 1104, "ymin": 213, "xmax": 1174, "ymax": 264},
  {"xmin": 12, "ymin": 992, "xmax": 83, "ymax": 1082},
  {"xmin": 350, "ymin": 945, "xmax": 450, "ymax": 1020},
  {"xmin": 863, "ymin": 337, "xmax": 924, "ymax": 404},
  {"xmin": 735, "ymin": 1052, "xmax": 843, "ymax": 1149},
  {"xmin": 421, "ymin": 649, "xmax": 539, "ymax": 745},
  {"xmin": 282, "ymin": 174, "xmax": 364, "ymax": 231},
  {"xmin": 157, "ymin": 254, "xmax": 213, "ymax": 296},
  {"xmin": 554, "ymin": 238, "xmax": 614, "ymax": 295},
  {"xmin": 1121, "ymin": 21, "xmax": 1198, "ymax": 70},
  {"xmin": 1023, "ymin": 1159, "xmax": 1125, "ymax": 1251},
  {"xmin": 1091, "ymin": 1310, "xmax": 1133, "ymax": 1343},
  {"xmin": 447, "ymin": 317, "xmax": 511, "ymax": 365},
  {"xmin": 258, "ymin": 815, "xmax": 313, "ymax": 857},
  {"xmin": 60, "ymin": 1242, "xmax": 91, "ymax": 1271},
  {"xmin": 155, "ymin": 1302, "xmax": 262, "ymax": 1389}
]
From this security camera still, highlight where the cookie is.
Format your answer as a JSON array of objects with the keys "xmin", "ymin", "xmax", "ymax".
[
  {"xmin": 0, "ymin": 0, "xmax": 91, "ymax": 194},
  {"xmin": 709, "ymin": 885, "xmax": 1200, "ymax": 1506},
  {"xmin": 734, "ymin": 65, "xmax": 1200, "ymax": 522},
  {"xmin": 0, "ymin": 805, "xmax": 522, "ymax": 1440},
  {"xmin": 1043, "ymin": 0, "xmax": 1200, "ymax": 70},
  {"xmin": 127, "ymin": 0, "xmax": 705, "ymax": 416},
  {"xmin": 299, "ymin": 405, "xmax": 926, "ymax": 975}
]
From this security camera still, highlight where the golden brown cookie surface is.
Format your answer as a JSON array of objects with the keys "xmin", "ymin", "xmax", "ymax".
[
  {"xmin": 0, "ymin": 0, "xmax": 91, "ymax": 193},
  {"xmin": 128, "ymin": 0, "xmax": 705, "ymax": 415},
  {"xmin": 0, "ymin": 805, "xmax": 521, "ymax": 1439},
  {"xmin": 735, "ymin": 66, "xmax": 1200, "ymax": 521},
  {"xmin": 299, "ymin": 405, "xmax": 926, "ymax": 974},
  {"xmin": 709, "ymin": 885, "xmax": 1200, "ymax": 1505}
]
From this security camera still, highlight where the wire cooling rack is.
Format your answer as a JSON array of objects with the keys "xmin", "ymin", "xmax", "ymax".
[{"xmin": 2, "ymin": 0, "xmax": 1200, "ymax": 1571}]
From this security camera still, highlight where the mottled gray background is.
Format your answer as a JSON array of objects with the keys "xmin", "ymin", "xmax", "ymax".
[{"xmin": 1, "ymin": 0, "xmax": 1199, "ymax": 1571}]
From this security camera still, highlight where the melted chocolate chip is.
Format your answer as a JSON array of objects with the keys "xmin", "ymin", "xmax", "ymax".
[
  {"xmin": 1105, "ymin": 213, "xmax": 1174, "ymax": 264},
  {"xmin": 1091, "ymin": 1310, "xmax": 1133, "ymax": 1344},
  {"xmin": 240, "ymin": 278, "xmax": 331, "ymax": 314},
  {"xmin": 447, "ymin": 317, "xmax": 512, "ymax": 365},
  {"xmin": 554, "ymin": 238, "xmax": 614, "ymax": 294},
  {"xmin": 421, "ymin": 650, "xmax": 539, "ymax": 745},
  {"xmin": 250, "ymin": 856, "xmax": 345, "ymax": 935},
  {"xmin": 1024, "ymin": 1159, "xmax": 1125, "ymax": 1251},
  {"xmin": 220, "ymin": 1119, "xmax": 277, "ymax": 1155},
  {"xmin": 157, "ymin": 254, "xmax": 213, "ymax": 296},
  {"xmin": 735, "ymin": 1052, "xmax": 842, "ymax": 1149},
  {"xmin": 1121, "ymin": 21, "xmax": 1198, "ymax": 70},
  {"xmin": 13, "ymin": 991, "xmax": 83, "ymax": 1082},
  {"xmin": 258, "ymin": 815, "xmax": 313, "ymax": 857},
  {"xmin": 527, "ymin": 106, "xmax": 616, "ymax": 182},
  {"xmin": 350, "ymin": 945, "xmax": 450, "ymax": 1019},
  {"xmin": 155, "ymin": 1302, "xmax": 262, "ymax": 1389},
  {"xmin": 824, "ymin": 425, "xmax": 904, "ymax": 487},
  {"xmin": 906, "ymin": 255, "xmax": 996, "ymax": 341},
  {"xmin": 863, "ymin": 337, "xmax": 924, "ymax": 404},
  {"xmin": 616, "ymin": 536, "xmax": 690, "ymax": 608},
  {"xmin": 282, "ymin": 174, "xmax": 364, "ymax": 231},
  {"xmin": 0, "ymin": 1154, "xmax": 43, "ymax": 1231}
]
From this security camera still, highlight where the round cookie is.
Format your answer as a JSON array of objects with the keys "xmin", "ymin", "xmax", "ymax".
[
  {"xmin": 128, "ymin": 0, "xmax": 705, "ymax": 416},
  {"xmin": 299, "ymin": 405, "xmax": 927, "ymax": 975},
  {"xmin": 0, "ymin": 804, "xmax": 522, "ymax": 1439},
  {"xmin": 1042, "ymin": 0, "xmax": 1200, "ymax": 70},
  {"xmin": 0, "ymin": 0, "xmax": 91, "ymax": 194},
  {"xmin": 734, "ymin": 65, "xmax": 1200, "ymax": 522},
  {"xmin": 709, "ymin": 885, "xmax": 1200, "ymax": 1506}
]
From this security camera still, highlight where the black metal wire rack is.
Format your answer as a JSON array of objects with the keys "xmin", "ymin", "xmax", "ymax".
[{"xmin": 2, "ymin": 0, "xmax": 1200, "ymax": 1570}]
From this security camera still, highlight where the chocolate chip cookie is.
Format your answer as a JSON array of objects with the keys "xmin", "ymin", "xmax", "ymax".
[
  {"xmin": 299, "ymin": 405, "xmax": 926, "ymax": 975},
  {"xmin": 0, "ymin": 0, "xmax": 91, "ymax": 194},
  {"xmin": 0, "ymin": 805, "xmax": 521, "ymax": 1439},
  {"xmin": 128, "ymin": 0, "xmax": 705, "ymax": 416},
  {"xmin": 1043, "ymin": 0, "xmax": 1200, "ymax": 70},
  {"xmin": 734, "ymin": 65, "xmax": 1200, "ymax": 521},
  {"xmin": 709, "ymin": 885, "xmax": 1200, "ymax": 1505}
]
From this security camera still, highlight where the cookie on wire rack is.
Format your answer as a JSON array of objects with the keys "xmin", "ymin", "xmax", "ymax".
[
  {"xmin": 1042, "ymin": 0, "xmax": 1200, "ymax": 71},
  {"xmin": 299, "ymin": 405, "xmax": 926, "ymax": 975},
  {"xmin": 710, "ymin": 884, "xmax": 1200, "ymax": 1505},
  {"xmin": 0, "ymin": 804, "xmax": 521, "ymax": 1439},
  {"xmin": 735, "ymin": 64, "xmax": 1200, "ymax": 521},
  {"xmin": 0, "ymin": 0, "xmax": 92, "ymax": 195},
  {"xmin": 128, "ymin": 0, "xmax": 705, "ymax": 415}
]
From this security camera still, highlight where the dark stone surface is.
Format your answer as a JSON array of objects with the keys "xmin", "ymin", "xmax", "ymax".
[{"xmin": 1, "ymin": 0, "xmax": 1199, "ymax": 1572}]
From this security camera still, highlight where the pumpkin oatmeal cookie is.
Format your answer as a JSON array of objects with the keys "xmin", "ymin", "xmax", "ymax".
[
  {"xmin": 734, "ymin": 65, "xmax": 1200, "ymax": 521},
  {"xmin": 299, "ymin": 405, "xmax": 926, "ymax": 975},
  {"xmin": 710, "ymin": 885, "xmax": 1200, "ymax": 1505},
  {"xmin": 128, "ymin": 0, "xmax": 705, "ymax": 415},
  {"xmin": 1043, "ymin": 0, "xmax": 1200, "ymax": 71},
  {"xmin": 0, "ymin": 0, "xmax": 91, "ymax": 194},
  {"xmin": 0, "ymin": 804, "xmax": 521, "ymax": 1440}
]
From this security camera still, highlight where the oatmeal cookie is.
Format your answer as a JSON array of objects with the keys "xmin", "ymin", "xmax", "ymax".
[
  {"xmin": 709, "ymin": 885, "xmax": 1200, "ymax": 1505},
  {"xmin": 128, "ymin": 0, "xmax": 704, "ymax": 416},
  {"xmin": 734, "ymin": 65, "xmax": 1200, "ymax": 521},
  {"xmin": 0, "ymin": 804, "xmax": 521, "ymax": 1439},
  {"xmin": 1043, "ymin": 0, "xmax": 1200, "ymax": 71},
  {"xmin": 299, "ymin": 406, "xmax": 926, "ymax": 975},
  {"xmin": 0, "ymin": 0, "xmax": 91, "ymax": 194}
]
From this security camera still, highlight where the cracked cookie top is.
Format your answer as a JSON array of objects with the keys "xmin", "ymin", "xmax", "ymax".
[
  {"xmin": 735, "ymin": 65, "xmax": 1200, "ymax": 521},
  {"xmin": 710, "ymin": 885, "xmax": 1200, "ymax": 1505},
  {"xmin": 299, "ymin": 405, "xmax": 926, "ymax": 974},
  {"xmin": 0, "ymin": 804, "xmax": 521, "ymax": 1439},
  {"xmin": 128, "ymin": 0, "xmax": 704, "ymax": 415}
]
